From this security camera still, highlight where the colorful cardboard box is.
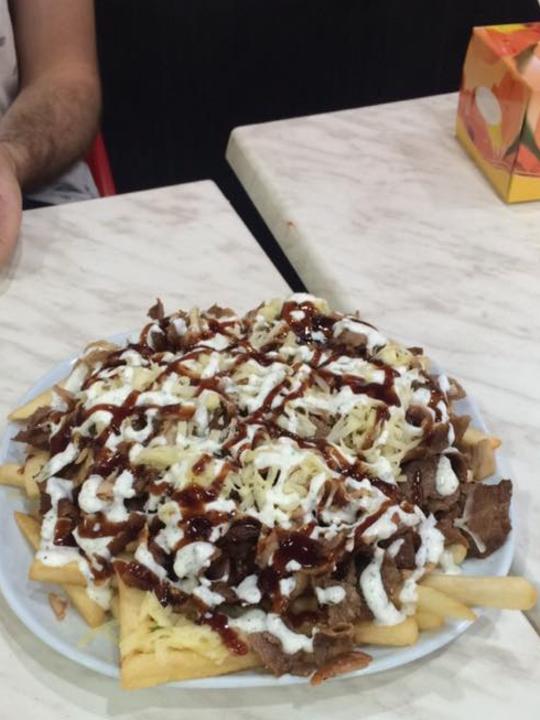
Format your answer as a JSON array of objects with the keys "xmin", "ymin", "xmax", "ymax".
[{"xmin": 457, "ymin": 23, "xmax": 540, "ymax": 202}]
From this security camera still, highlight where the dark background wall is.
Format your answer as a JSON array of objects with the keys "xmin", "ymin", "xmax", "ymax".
[{"xmin": 95, "ymin": 0, "xmax": 540, "ymax": 286}]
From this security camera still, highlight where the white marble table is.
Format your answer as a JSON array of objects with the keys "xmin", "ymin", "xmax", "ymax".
[
  {"xmin": 0, "ymin": 180, "xmax": 538, "ymax": 719},
  {"xmin": 227, "ymin": 92, "xmax": 540, "ymax": 634}
]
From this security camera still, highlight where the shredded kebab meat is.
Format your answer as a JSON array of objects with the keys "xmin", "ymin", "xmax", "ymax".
[
  {"xmin": 458, "ymin": 481, "xmax": 512, "ymax": 558},
  {"xmin": 15, "ymin": 294, "xmax": 513, "ymax": 683}
]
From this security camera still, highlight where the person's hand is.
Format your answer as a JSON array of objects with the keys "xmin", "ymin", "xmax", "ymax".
[{"xmin": 0, "ymin": 143, "xmax": 22, "ymax": 266}]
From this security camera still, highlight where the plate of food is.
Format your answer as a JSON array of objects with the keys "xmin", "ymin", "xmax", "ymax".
[{"xmin": 0, "ymin": 294, "xmax": 536, "ymax": 689}]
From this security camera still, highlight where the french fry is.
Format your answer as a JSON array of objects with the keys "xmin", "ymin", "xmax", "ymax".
[
  {"xmin": 354, "ymin": 617, "xmax": 418, "ymax": 646},
  {"xmin": 415, "ymin": 610, "xmax": 444, "ymax": 631},
  {"xmin": 448, "ymin": 543, "xmax": 467, "ymax": 565},
  {"xmin": 458, "ymin": 427, "xmax": 498, "ymax": 481},
  {"xmin": 461, "ymin": 426, "xmax": 501, "ymax": 449},
  {"xmin": 8, "ymin": 389, "xmax": 54, "ymax": 421},
  {"xmin": 117, "ymin": 575, "xmax": 143, "ymax": 644},
  {"xmin": 18, "ymin": 513, "xmax": 87, "ymax": 588},
  {"xmin": 421, "ymin": 575, "xmax": 538, "ymax": 611},
  {"xmin": 121, "ymin": 647, "xmax": 260, "ymax": 690},
  {"xmin": 15, "ymin": 512, "xmax": 106, "ymax": 627},
  {"xmin": 23, "ymin": 451, "xmax": 48, "ymax": 499},
  {"xmin": 29, "ymin": 559, "xmax": 86, "ymax": 586},
  {"xmin": 14, "ymin": 511, "xmax": 42, "ymax": 548},
  {"xmin": 416, "ymin": 585, "xmax": 476, "ymax": 621},
  {"xmin": 64, "ymin": 585, "xmax": 105, "ymax": 628},
  {"xmin": 110, "ymin": 594, "xmax": 120, "ymax": 620},
  {"xmin": 0, "ymin": 463, "xmax": 24, "ymax": 488}
]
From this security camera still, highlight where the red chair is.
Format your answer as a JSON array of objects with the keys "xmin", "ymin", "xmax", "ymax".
[{"xmin": 86, "ymin": 133, "xmax": 116, "ymax": 197}]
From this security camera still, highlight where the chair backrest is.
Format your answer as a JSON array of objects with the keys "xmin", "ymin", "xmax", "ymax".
[{"xmin": 86, "ymin": 133, "xmax": 116, "ymax": 197}]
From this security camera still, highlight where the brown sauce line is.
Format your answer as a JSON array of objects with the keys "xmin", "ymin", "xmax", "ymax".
[{"xmin": 317, "ymin": 367, "xmax": 400, "ymax": 407}]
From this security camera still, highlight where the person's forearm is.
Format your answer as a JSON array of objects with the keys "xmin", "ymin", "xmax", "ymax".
[{"xmin": 0, "ymin": 67, "xmax": 101, "ymax": 190}]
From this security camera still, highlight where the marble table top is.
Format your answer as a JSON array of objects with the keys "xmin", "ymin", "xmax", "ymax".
[
  {"xmin": 227, "ymin": 92, "xmax": 540, "ymax": 633},
  {"xmin": 0, "ymin": 180, "xmax": 538, "ymax": 719}
]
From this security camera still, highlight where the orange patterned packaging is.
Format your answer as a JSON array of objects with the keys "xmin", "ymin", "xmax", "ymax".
[{"xmin": 457, "ymin": 23, "xmax": 540, "ymax": 202}]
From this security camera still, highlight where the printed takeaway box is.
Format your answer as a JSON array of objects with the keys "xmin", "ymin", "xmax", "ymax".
[{"xmin": 457, "ymin": 23, "xmax": 540, "ymax": 202}]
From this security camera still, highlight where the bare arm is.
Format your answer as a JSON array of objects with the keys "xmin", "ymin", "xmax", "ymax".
[
  {"xmin": 2, "ymin": 0, "xmax": 101, "ymax": 187},
  {"xmin": 0, "ymin": 0, "xmax": 101, "ymax": 264}
]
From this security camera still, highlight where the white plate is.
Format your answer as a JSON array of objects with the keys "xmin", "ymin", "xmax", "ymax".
[{"xmin": 0, "ymin": 340, "xmax": 514, "ymax": 688}]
